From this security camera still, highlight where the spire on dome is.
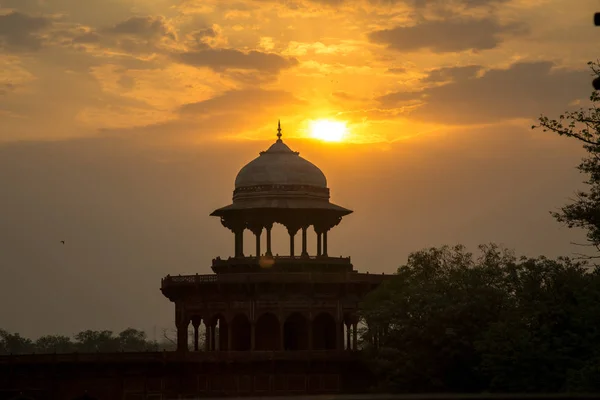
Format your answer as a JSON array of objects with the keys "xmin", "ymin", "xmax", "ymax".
[{"xmin": 276, "ymin": 120, "xmax": 282, "ymax": 141}]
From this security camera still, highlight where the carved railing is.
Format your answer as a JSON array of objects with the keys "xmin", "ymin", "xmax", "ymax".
[
  {"xmin": 0, "ymin": 350, "xmax": 354, "ymax": 364},
  {"xmin": 162, "ymin": 271, "xmax": 388, "ymax": 286},
  {"xmin": 212, "ymin": 255, "xmax": 351, "ymax": 266}
]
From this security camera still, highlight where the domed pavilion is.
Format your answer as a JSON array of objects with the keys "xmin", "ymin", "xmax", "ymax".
[{"xmin": 159, "ymin": 122, "xmax": 388, "ymax": 394}]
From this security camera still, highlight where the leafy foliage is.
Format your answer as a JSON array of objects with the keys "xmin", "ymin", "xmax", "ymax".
[
  {"xmin": 0, "ymin": 328, "xmax": 174, "ymax": 354},
  {"xmin": 360, "ymin": 244, "xmax": 600, "ymax": 393},
  {"xmin": 533, "ymin": 61, "xmax": 600, "ymax": 255}
]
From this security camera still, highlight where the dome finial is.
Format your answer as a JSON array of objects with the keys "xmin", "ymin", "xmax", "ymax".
[{"xmin": 277, "ymin": 120, "xmax": 282, "ymax": 141}]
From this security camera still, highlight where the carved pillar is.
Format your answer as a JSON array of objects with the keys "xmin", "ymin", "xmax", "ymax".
[
  {"xmin": 287, "ymin": 226, "xmax": 300, "ymax": 257},
  {"xmin": 352, "ymin": 321, "xmax": 358, "ymax": 350},
  {"xmin": 175, "ymin": 304, "xmax": 189, "ymax": 353},
  {"xmin": 316, "ymin": 233, "xmax": 322, "ymax": 256},
  {"xmin": 337, "ymin": 320, "xmax": 344, "ymax": 351},
  {"xmin": 204, "ymin": 320, "xmax": 211, "ymax": 351},
  {"xmin": 211, "ymin": 324, "xmax": 216, "ymax": 351},
  {"xmin": 255, "ymin": 231, "xmax": 261, "ymax": 257},
  {"xmin": 345, "ymin": 322, "xmax": 351, "ymax": 350},
  {"xmin": 228, "ymin": 323, "xmax": 233, "ymax": 351},
  {"xmin": 234, "ymin": 228, "xmax": 245, "ymax": 258},
  {"xmin": 176, "ymin": 323, "xmax": 189, "ymax": 352},
  {"xmin": 265, "ymin": 224, "xmax": 273, "ymax": 256},
  {"xmin": 192, "ymin": 317, "xmax": 201, "ymax": 352},
  {"xmin": 248, "ymin": 223, "xmax": 263, "ymax": 258},
  {"xmin": 301, "ymin": 226, "xmax": 308, "ymax": 257},
  {"xmin": 323, "ymin": 231, "xmax": 328, "ymax": 256}
]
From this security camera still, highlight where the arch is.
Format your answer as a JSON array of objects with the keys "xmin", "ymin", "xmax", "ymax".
[
  {"xmin": 211, "ymin": 313, "xmax": 229, "ymax": 351},
  {"xmin": 230, "ymin": 313, "xmax": 251, "ymax": 351},
  {"xmin": 312, "ymin": 312, "xmax": 337, "ymax": 350},
  {"xmin": 255, "ymin": 312, "xmax": 280, "ymax": 350},
  {"xmin": 283, "ymin": 312, "xmax": 309, "ymax": 351}
]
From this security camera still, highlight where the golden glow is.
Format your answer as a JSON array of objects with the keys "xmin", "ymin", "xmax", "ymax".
[{"xmin": 308, "ymin": 119, "xmax": 348, "ymax": 142}]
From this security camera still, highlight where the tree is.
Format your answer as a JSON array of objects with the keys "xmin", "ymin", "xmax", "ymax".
[
  {"xmin": 0, "ymin": 329, "xmax": 34, "ymax": 355},
  {"xmin": 118, "ymin": 328, "xmax": 159, "ymax": 351},
  {"xmin": 34, "ymin": 335, "xmax": 75, "ymax": 353},
  {"xmin": 361, "ymin": 244, "xmax": 515, "ymax": 393},
  {"xmin": 533, "ymin": 61, "xmax": 600, "ymax": 257},
  {"xmin": 74, "ymin": 330, "xmax": 120, "ymax": 352},
  {"xmin": 360, "ymin": 244, "xmax": 600, "ymax": 393}
]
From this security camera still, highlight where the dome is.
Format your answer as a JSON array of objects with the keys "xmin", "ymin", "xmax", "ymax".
[{"xmin": 234, "ymin": 128, "xmax": 327, "ymax": 189}]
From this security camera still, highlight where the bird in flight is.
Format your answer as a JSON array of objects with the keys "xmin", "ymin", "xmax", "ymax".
[{"xmin": 60, "ymin": 241, "xmax": 65, "ymax": 244}]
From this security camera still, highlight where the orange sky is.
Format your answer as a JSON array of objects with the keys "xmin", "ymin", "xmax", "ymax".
[{"xmin": 0, "ymin": 0, "xmax": 598, "ymax": 338}]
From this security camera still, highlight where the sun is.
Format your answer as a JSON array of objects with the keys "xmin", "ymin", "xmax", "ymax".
[{"xmin": 308, "ymin": 119, "xmax": 348, "ymax": 142}]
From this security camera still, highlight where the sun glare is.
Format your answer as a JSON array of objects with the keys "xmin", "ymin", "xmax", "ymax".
[{"xmin": 308, "ymin": 119, "xmax": 348, "ymax": 142}]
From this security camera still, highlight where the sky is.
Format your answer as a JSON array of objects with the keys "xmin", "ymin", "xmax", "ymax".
[{"xmin": 0, "ymin": 0, "xmax": 598, "ymax": 339}]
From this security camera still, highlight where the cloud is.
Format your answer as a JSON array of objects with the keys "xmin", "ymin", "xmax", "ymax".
[
  {"xmin": 173, "ymin": 48, "xmax": 298, "ymax": 73},
  {"xmin": 422, "ymin": 65, "xmax": 482, "ymax": 83},
  {"xmin": 102, "ymin": 16, "xmax": 176, "ymax": 41},
  {"xmin": 0, "ymin": 11, "xmax": 52, "ymax": 51},
  {"xmin": 369, "ymin": 18, "xmax": 528, "ymax": 53},
  {"xmin": 179, "ymin": 88, "xmax": 304, "ymax": 116},
  {"xmin": 378, "ymin": 61, "xmax": 591, "ymax": 125}
]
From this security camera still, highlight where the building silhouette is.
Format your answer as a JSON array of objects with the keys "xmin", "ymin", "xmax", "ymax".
[{"xmin": 1, "ymin": 123, "xmax": 388, "ymax": 399}]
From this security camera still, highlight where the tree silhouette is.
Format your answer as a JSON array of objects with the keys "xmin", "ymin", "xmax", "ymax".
[
  {"xmin": 360, "ymin": 244, "xmax": 600, "ymax": 393},
  {"xmin": 534, "ymin": 60, "xmax": 600, "ymax": 257}
]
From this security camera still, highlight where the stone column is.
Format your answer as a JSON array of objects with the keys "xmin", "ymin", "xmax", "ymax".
[
  {"xmin": 204, "ymin": 320, "xmax": 211, "ymax": 351},
  {"xmin": 255, "ymin": 230, "xmax": 261, "ymax": 257},
  {"xmin": 287, "ymin": 226, "xmax": 300, "ymax": 257},
  {"xmin": 323, "ymin": 231, "xmax": 328, "ymax": 256},
  {"xmin": 251, "ymin": 322, "xmax": 256, "ymax": 351},
  {"xmin": 316, "ymin": 233, "xmax": 322, "ymax": 256},
  {"xmin": 191, "ymin": 317, "xmax": 201, "ymax": 352},
  {"xmin": 176, "ymin": 320, "xmax": 189, "ymax": 353},
  {"xmin": 228, "ymin": 323, "xmax": 233, "ymax": 351},
  {"xmin": 211, "ymin": 324, "xmax": 216, "ymax": 351},
  {"xmin": 234, "ymin": 227, "xmax": 245, "ymax": 258},
  {"xmin": 346, "ymin": 322, "xmax": 351, "ymax": 350},
  {"xmin": 337, "ymin": 321, "xmax": 344, "ymax": 351},
  {"xmin": 301, "ymin": 226, "xmax": 308, "ymax": 257},
  {"xmin": 352, "ymin": 321, "xmax": 358, "ymax": 350},
  {"xmin": 265, "ymin": 224, "xmax": 273, "ymax": 256}
]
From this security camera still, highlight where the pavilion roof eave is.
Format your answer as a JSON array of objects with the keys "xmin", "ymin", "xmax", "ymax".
[{"xmin": 210, "ymin": 200, "xmax": 353, "ymax": 217}]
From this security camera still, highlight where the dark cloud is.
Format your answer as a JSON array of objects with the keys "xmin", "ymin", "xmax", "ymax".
[
  {"xmin": 378, "ymin": 61, "xmax": 590, "ymax": 124},
  {"xmin": 422, "ymin": 65, "xmax": 482, "ymax": 83},
  {"xmin": 0, "ymin": 11, "xmax": 52, "ymax": 51},
  {"xmin": 173, "ymin": 48, "xmax": 299, "ymax": 73},
  {"xmin": 387, "ymin": 67, "xmax": 407, "ymax": 74},
  {"xmin": 55, "ymin": 15, "xmax": 177, "ymax": 55},
  {"xmin": 102, "ymin": 16, "xmax": 176, "ymax": 41},
  {"xmin": 179, "ymin": 89, "xmax": 304, "ymax": 115},
  {"xmin": 185, "ymin": 27, "xmax": 220, "ymax": 50},
  {"xmin": 369, "ymin": 18, "xmax": 528, "ymax": 53}
]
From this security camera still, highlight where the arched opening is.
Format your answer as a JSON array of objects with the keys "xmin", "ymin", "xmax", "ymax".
[
  {"xmin": 312, "ymin": 312, "xmax": 337, "ymax": 350},
  {"xmin": 283, "ymin": 312, "xmax": 309, "ymax": 351},
  {"xmin": 230, "ymin": 313, "xmax": 251, "ymax": 351},
  {"xmin": 213, "ymin": 314, "xmax": 228, "ymax": 351},
  {"xmin": 255, "ymin": 312, "xmax": 280, "ymax": 350},
  {"xmin": 270, "ymin": 223, "xmax": 289, "ymax": 257},
  {"xmin": 243, "ymin": 228, "xmax": 254, "ymax": 257}
]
